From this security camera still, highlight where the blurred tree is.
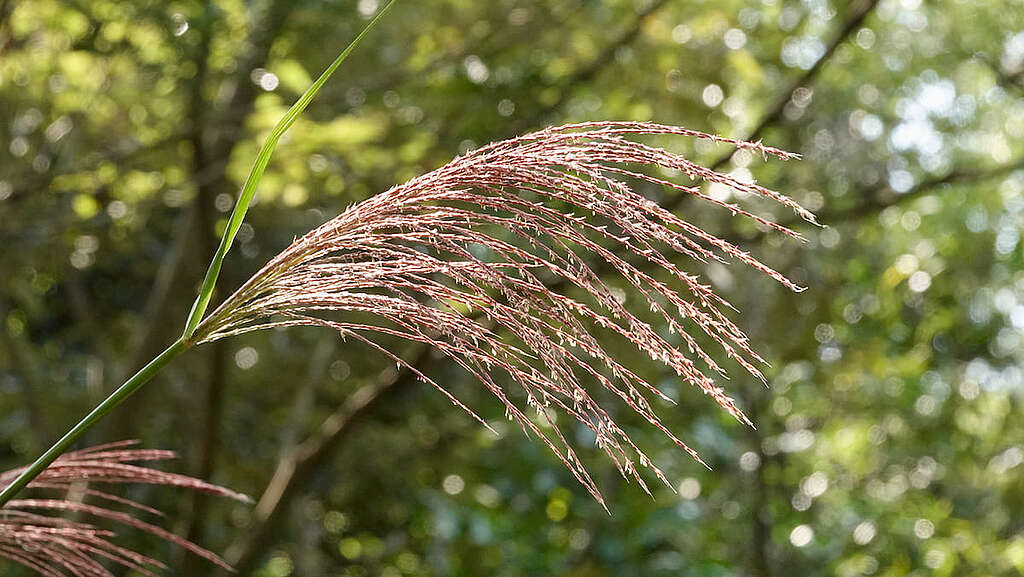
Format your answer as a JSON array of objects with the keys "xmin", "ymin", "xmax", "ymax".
[{"xmin": 1, "ymin": 0, "xmax": 1023, "ymax": 576}]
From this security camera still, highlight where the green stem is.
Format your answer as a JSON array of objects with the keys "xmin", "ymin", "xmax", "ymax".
[
  {"xmin": 0, "ymin": 338, "xmax": 190, "ymax": 507},
  {"xmin": 182, "ymin": 0, "xmax": 400, "ymax": 339}
]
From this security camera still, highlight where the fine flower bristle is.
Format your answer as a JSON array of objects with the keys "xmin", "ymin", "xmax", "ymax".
[
  {"xmin": 192, "ymin": 122, "xmax": 814, "ymax": 505},
  {"xmin": 0, "ymin": 441, "xmax": 249, "ymax": 576}
]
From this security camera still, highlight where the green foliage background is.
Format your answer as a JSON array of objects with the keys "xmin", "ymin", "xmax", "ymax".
[{"xmin": 2, "ymin": 0, "xmax": 1024, "ymax": 575}]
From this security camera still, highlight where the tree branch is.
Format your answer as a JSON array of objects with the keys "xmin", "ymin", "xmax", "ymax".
[
  {"xmin": 224, "ymin": 347, "xmax": 431, "ymax": 576},
  {"xmin": 177, "ymin": 340, "xmax": 227, "ymax": 575},
  {"xmin": 430, "ymin": 1, "xmax": 669, "ymax": 146},
  {"xmin": 708, "ymin": 0, "xmax": 881, "ymax": 172},
  {"xmin": 757, "ymin": 157, "xmax": 1024, "ymax": 245},
  {"xmin": 515, "ymin": 0, "xmax": 670, "ymax": 130},
  {"xmin": 354, "ymin": 2, "xmax": 581, "ymax": 96},
  {"xmin": 0, "ymin": 295, "xmax": 53, "ymax": 450},
  {"xmin": 743, "ymin": 377, "xmax": 773, "ymax": 576},
  {"xmin": 0, "ymin": 0, "xmax": 15, "ymax": 54}
]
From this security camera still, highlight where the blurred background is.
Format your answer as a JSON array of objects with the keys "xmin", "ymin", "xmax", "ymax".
[{"xmin": 2, "ymin": 0, "xmax": 1023, "ymax": 575}]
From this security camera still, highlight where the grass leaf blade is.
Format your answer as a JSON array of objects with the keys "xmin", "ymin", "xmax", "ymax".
[{"xmin": 182, "ymin": 0, "xmax": 400, "ymax": 339}]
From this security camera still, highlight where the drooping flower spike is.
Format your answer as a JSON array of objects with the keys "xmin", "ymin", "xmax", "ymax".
[
  {"xmin": 192, "ymin": 121, "xmax": 815, "ymax": 505},
  {"xmin": 0, "ymin": 441, "xmax": 249, "ymax": 576}
]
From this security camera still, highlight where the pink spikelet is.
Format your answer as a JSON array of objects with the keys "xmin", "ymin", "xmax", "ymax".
[
  {"xmin": 191, "ymin": 122, "xmax": 816, "ymax": 505},
  {"xmin": 0, "ymin": 441, "xmax": 250, "ymax": 576}
]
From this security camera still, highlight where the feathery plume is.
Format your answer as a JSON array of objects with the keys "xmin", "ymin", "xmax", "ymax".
[
  {"xmin": 0, "ymin": 441, "xmax": 249, "ymax": 576},
  {"xmin": 192, "ymin": 121, "xmax": 815, "ymax": 505}
]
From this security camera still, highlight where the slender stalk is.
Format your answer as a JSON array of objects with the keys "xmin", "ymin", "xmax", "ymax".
[
  {"xmin": 182, "ymin": 0, "xmax": 400, "ymax": 339},
  {"xmin": 0, "ymin": 338, "xmax": 190, "ymax": 507}
]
